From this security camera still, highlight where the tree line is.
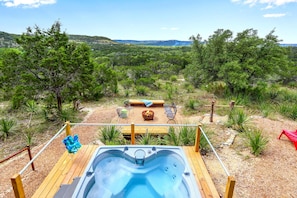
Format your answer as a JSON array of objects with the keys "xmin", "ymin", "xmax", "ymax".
[
  {"xmin": 184, "ymin": 29, "xmax": 297, "ymax": 100},
  {"xmin": 0, "ymin": 22, "xmax": 297, "ymax": 119}
]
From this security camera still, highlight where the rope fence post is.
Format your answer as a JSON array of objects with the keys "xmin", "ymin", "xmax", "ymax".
[
  {"xmin": 26, "ymin": 145, "xmax": 35, "ymax": 171},
  {"xmin": 230, "ymin": 100, "xmax": 235, "ymax": 110},
  {"xmin": 210, "ymin": 101, "xmax": 215, "ymax": 122}
]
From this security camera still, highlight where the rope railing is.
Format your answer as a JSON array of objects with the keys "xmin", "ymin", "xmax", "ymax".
[
  {"xmin": 200, "ymin": 126, "xmax": 230, "ymax": 176},
  {"xmin": 199, "ymin": 125, "xmax": 235, "ymax": 198},
  {"xmin": 19, "ymin": 124, "xmax": 67, "ymax": 175}
]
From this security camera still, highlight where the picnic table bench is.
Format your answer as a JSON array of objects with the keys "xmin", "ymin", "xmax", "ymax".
[{"xmin": 127, "ymin": 99, "xmax": 165, "ymax": 107}]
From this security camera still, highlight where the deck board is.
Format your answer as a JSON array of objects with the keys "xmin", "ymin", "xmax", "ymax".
[
  {"xmin": 183, "ymin": 146, "xmax": 220, "ymax": 198},
  {"xmin": 32, "ymin": 145, "xmax": 98, "ymax": 198},
  {"xmin": 121, "ymin": 126, "xmax": 169, "ymax": 136}
]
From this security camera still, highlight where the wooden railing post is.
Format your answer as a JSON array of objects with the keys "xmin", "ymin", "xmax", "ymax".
[
  {"xmin": 224, "ymin": 176, "xmax": 236, "ymax": 198},
  {"xmin": 11, "ymin": 174, "xmax": 25, "ymax": 198},
  {"xmin": 131, "ymin": 123, "xmax": 135, "ymax": 145},
  {"xmin": 194, "ymin": 124, "xmax": 201, "ymax": 152},
  {"xmin": 65, "ymin": 121, "xmax": 71, "ymax": 136}
]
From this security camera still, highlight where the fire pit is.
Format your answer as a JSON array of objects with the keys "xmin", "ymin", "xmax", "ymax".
[{"xmin": 142, "ymin": 110, "xmax": 154, "ymax": 120}]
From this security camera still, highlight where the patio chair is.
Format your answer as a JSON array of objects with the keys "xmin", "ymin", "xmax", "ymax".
[
  {"xmin": 278, "ymin": 129, "xmax": 297, "ymax": 150},
  {"xmin": 165, "ymin": 104, "xmax": 177, "ymax": 123},
  {"xmin": 116, "ymin": 107, "xmax": 128, "ymax": 122}
]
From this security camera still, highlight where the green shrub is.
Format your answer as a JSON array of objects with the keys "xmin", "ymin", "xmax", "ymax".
[
  {"xmin": 183, "ymin": 83, "xmax": 195, "ymax": 93},
  {"xmin": 135, "ymin": 85, "xmax": 148, "ymax": 96},
  {"xmin": 206, "ymin": 81, "xmax": 226, "ymax": 97},
  {"xmin": 185, "ymin": 99, "xmax": 196, "ymax": 110},
  {"xmin": 165, "ymin": 82, "xmax": 177, "ymax": 100},
  {"xmin": 170, "ymin": 75, "xmax": 178, "ymax": 82},
  {"xmin": 245, "ymin": 129, "xmax": 268, "ymax": 156}
]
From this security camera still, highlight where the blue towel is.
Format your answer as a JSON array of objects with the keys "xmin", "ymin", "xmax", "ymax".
[
  {"xmin": 141, "ymin": 99, "xmax": 153, "ymax": 107},
  {"xmin": 63, "ymin": 134, "xmax": 82, "ymax": 154}
]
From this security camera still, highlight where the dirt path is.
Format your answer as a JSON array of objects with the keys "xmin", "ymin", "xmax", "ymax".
[{"xmin": 1, "ymin": 104, "xmax": 297, "ymax": 197}]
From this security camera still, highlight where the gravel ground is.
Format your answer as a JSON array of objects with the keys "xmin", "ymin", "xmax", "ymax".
[{"xmin": 1, "ymin": 104, "xmax": 297, "ymax": 198}]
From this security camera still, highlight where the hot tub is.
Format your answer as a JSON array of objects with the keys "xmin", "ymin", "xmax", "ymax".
[{"xmin": 72, "ymin": 146, "xmax": 201, "ymax": 198}]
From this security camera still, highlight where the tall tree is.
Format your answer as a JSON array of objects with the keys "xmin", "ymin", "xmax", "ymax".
[
  {"xmin": 1, "ymin": 21, "xmax": 94, "ymax": 111},
  {"xmin": 186, "ymin": 28, "xmax": 292, "ymax": 94}
]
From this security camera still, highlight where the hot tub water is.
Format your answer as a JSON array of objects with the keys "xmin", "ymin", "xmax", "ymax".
[{"xmin": 72, "ymin": 146, "xmax": 201, "ymax": 198}]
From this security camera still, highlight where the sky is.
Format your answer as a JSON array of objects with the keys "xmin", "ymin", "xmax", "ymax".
[{"xmin": 0, "ymin": 0, "xmax": 296, "ymax": 43}]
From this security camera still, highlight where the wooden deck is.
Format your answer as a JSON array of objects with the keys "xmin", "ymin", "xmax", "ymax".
[
  {"xmin": 32, "ymin": 145, "xmax": 98, "ymax": 198},
  {"xmin": 32, "ymin": 145, "xmax": 219, "ymax": 198},
  {"xmin": 121, "ymin": 126, "xmax": 169, "ymax": 136},
  {"xmin": 183, "ymin": 146, "xmax": 220, "ymax": 198}
]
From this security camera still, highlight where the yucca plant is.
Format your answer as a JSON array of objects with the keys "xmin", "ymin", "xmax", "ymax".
[
  {"xmin": 164, "ymin": 127, "xmax": 180, "ymax": 146},
  {"xmin": 245, "ymin": 129, "xmax": 268, "ymax": 156},
  {"xmin": 179, "ymin": 126, "xmax": 196, "ymax": 146},
  {"xmin": 0, "ymin": 118, "xmax": 16, "ymax": 140},
  {"xmin": 25, "ymin": 100, "xmax": 39, "ymax": 128},
  {"xmin": 23, "ymin": 128, "xmax": 34, "ymax": 146},
  {"xmin": 98, "ymin": 125, "xmax": 123, "ymax": 145},
  {"xmin": 278, "ymin": 103, "xmax": 297, "ymax": 120},
  {"xmin": 199, "ymin": 131, "xmax": 210, "ymax": 154},
  {"xmin": 227, "ymin": 109, "xmax": 249, "ymax": 132},
  {"xmin": 137, "ymin": 132, "xmax": 159, "ymax": 145}
]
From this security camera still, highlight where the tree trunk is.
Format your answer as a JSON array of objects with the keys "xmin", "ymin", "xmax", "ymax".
[{"xmin": 56, "ymin": 92, "xmax": 62, "ymax": 112}]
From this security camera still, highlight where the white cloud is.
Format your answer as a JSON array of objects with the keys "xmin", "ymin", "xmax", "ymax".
[
  {"xmin": 0, "ymin": 0, "xmax": 56, "ymax": 8},
  {"xmin": 232, "ymin": 0, "xmax": 297, "ymax": 7},
  {"xmin": 263, "ymin": 13, "xmax": 286, "ymax": 17}
]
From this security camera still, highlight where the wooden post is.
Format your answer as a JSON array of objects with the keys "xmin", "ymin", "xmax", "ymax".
[
  {"xmin": 210, "ymin": 101, "xmax": 215, "ymax": 122},
  {"xmin": 65, "ymin": 121, "xmax": 71, "ymax": 136},
  {"xmin": 26, "ymin": 146, "xmax": 35, "ymax": 171},
  {"xmin": 194, "ymin": 124, "xmax": 202, "ymax": 152},
  {"xmin": 230, "ymin": 100, "xmax": 235, "ymax": 110},
  {"xmin": 224, "ymin": 176, "xmax": 236, "ymax": 198},
  {"xmin": 131, "ymin": 123, "xmax": 135, "ymax": 145},
  {"xmin": 11, "ymin": 174, "xmax": 25, "ymax": 198}
]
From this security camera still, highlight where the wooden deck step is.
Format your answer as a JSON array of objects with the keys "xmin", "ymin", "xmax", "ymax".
[
  {"xmin": 182, "ymin": 146, "xmax": 220, "ymax": 198},
  {"xmin": 121, "ymin": 126, "xmax": 169, "ymax": 136},
  {"xmin": 32, "ymin": 145, "xmax": 98, "ymax": 198}
]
